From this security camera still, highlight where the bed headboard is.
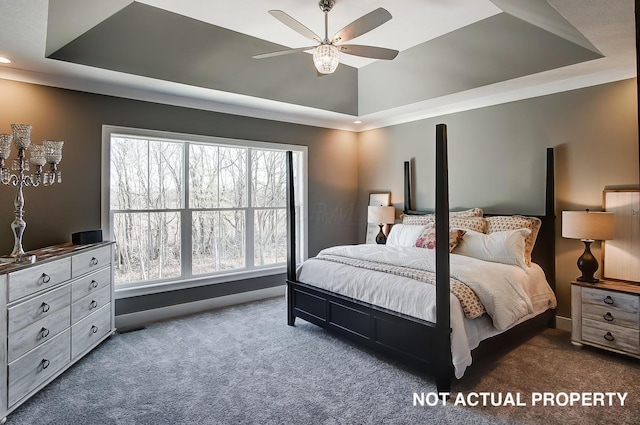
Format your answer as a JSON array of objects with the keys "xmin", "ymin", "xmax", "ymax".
[{"xmin": 402, "ymin": 148, "xmax": 556, "ymax": 293}]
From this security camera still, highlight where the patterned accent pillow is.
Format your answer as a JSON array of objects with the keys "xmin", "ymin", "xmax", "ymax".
[
  {"xmin": 400, "ymin": 208, "xmax": 483, "ymax": 226},
  {"xmin": 452, "ymin": 208, "xmax": 483, "ymax": 218},
  {"xmin": 485, "ymin": 215, "xmax": 542, "ymax": 265},
  {"xmin": 401, "ymin": 214, "xmax": 434, "ymax": 226},
  {"xmin": 449, "ymin": 216, "xmax": 488, "ymax": 233},
  {"xmin": 415, "ymin": 226, "xmax": 466, "ymax": 252}
]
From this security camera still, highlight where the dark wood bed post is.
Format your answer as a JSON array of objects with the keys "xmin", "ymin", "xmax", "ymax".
[
  {"xmin": 286, "ymin": 151, "xmax": 296, "ymax": 326},
  {"xmin": 544, "ymin": 147, "xmax": 556, "ymax": 328},
  {"xmin": 404, "ymin": 161, "xmax": 411, "ymax": 214},
  {"xmin": 434, "ymin": 124, "xmax": 453, "ymax": 394}
]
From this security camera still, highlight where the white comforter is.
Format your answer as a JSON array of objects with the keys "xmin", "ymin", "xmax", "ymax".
[{"xmin": 296, "ymin": 244, "xmax": 557, "ymax": 378}]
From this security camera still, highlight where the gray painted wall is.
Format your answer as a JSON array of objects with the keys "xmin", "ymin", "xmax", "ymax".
[
  {"xmin": 357, "ymin": 78, "xmax": 639, "ymax": 318},
  {"xmin": 1, "ymin": 77, "xmax": 637, "ymax": 320},
  {"xmin": 0, "ymin": 79, "xmax": 359, "ymax": 315}
]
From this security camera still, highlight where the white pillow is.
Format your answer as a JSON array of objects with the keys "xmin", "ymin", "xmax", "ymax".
[
  {"xmin": 453, "ymin": 228, "xmax": 531, "ymax": 269},
  {"xmin": 386, "ymin": 224, "xmax": 427, "ymax": 247}
]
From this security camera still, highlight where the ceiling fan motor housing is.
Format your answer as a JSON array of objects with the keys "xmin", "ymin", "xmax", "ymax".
[{"xmin": 319, "ymin": 0, "xmax": 335, "ymax": 13}]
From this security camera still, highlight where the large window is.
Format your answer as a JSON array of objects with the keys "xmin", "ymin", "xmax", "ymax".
[{"xmin": 102, "ymin": 126, "xmax": 306, "ymax": 295}]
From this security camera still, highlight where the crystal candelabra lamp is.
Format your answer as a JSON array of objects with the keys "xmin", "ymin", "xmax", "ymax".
[{"xmin": 0, "ymin": 124, "xmax": 63, "ymax": 263}]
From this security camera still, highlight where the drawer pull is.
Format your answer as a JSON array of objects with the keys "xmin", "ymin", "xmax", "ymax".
[
  {"xmin": 40, "ymin": 327, "xmax": 50, "ymax": 338},
  {"xmin": 90, "ymin": 257, "xmax": 99, "ymax": 266},
  {"xmin": 40, "ymin": 273, "xmax": 51, "ymax": 284},
  {"xmin": 603, "ymin": 332, "xmax": 615, "ymax": 342},
  {"xmin": 603, "ymin": 312, "xmax": 614, "ymax": 322},
  {"xmin": 91, "ymin": 325, "xmax": 99, "ymax": 334},
  {"xmin": 603, "ymin": 296, "xmax": 614, "ymax": 305},
  {"xmin": 41, "ymin": 302, "xmax": 50, "ymax": 313},
  {"xmin": 90, "ymin": 280, "xmax": 99, "ymax": 289},
  {"xmin": 89, "ymin": 300, "xmax": 98, "ymax": 310},
  {"xmin": 41, "ymin": 359, "xmax": 50, "ymax": 370}
]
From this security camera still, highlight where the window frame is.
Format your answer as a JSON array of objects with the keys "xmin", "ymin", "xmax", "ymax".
[{"xmin": 101, "ymin": 125, "xmax": 308, "ymax": 299}]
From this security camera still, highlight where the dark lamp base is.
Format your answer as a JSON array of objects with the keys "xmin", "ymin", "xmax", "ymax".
[
  {"xmin": 576, "ymin": 240, "xmax": 599, "ymax": 284},
  {"xmin": 576, "ymin": 276, "xmax": 600, "ymax": 284},
  {"xmin": 375, "ymin": 224, "xmax": 387, "ymax": 245}
]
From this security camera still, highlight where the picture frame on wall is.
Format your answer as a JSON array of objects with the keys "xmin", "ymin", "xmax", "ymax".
[
  {"xmin": 366, "ymin": 192, "xmax": 391, "ymax": 244},
  {"xmin": 602, "ymin": 188, "xmax": 640, "ymax": 283}
]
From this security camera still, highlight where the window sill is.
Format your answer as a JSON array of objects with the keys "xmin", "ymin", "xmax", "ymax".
[{"xmin": 113, "ymin": 266, "xmax": 286, "ymax": 300}]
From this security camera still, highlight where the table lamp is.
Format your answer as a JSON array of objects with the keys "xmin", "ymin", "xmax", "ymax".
[
  {"xmin": 562, "ymin": 209, "xmax": 614, "ymax": 283},
  {"xmin": 368, "ymin": 206, "xmax": 395, "ymax": 244}
]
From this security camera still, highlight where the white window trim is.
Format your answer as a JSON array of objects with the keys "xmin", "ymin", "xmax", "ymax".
[{"xmin": 101, "ymin": 125, "xmax": 308, "ymax": 298}]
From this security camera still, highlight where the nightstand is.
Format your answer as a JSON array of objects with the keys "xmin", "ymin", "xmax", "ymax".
[{"xmin": 571, "ymin": 279, "xmax": 640, "ymax": 358}]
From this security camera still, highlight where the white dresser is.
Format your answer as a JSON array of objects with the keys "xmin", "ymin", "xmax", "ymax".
[{"xmin": 0, "ymin": 242, "xmax": 115, "ymax": 423}]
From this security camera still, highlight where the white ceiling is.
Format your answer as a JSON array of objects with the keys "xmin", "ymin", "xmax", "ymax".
[{"xmin": 0, "ymin": 0, "xmax": 635, "ymax": 132}]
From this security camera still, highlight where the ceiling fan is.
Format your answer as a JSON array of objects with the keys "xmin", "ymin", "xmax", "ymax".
[{"xmin": 253, "ymin": 0, "xmax": 399, "ymax": 75}]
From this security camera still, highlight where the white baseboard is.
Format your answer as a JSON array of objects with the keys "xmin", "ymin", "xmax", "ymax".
[
  {"xmin": 115, "ymin": 285, "xmax": 285, "ymax": 329},
  {"xmin": 555, "ymin": 315, "xmax": 571, "ymax": 332}
]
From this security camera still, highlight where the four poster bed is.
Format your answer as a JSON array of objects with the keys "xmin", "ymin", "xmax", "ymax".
[{"xmin": 284, "ymin": 124, "xmax": 557, "ymax": 393}]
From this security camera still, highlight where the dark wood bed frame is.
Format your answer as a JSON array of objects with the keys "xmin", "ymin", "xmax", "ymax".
[{"xmin": 285, "ymin": 124, "xmax": 556, "ymax": 393}]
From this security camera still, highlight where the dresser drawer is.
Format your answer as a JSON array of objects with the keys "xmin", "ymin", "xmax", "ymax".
[
  {"xmin": 8, "ymin": 308, "xmax": 70, "ymax": 363},
  {"xmin": 582, "ymin": 318, "xmax": 640, "ymax": 355},
  {"xmin": 583, "ymin": 302, "xmax": 639, "ymax": 330},
  {"xmin": 71, "ymin": 246, "xmax": 111, "ymax": 278},
  {"xmin": 8, "ymin": 330, "xmax": 71, "ymax": 407},
  {"xmin": 582, "ymin": 287, "xmax": 639, "ymax": 314},
  {"xmin": 8, "ymin": 284, "xmax": 71, "ymax": 335},
  {"xmin": 71, "ymin": 266, "xmax": 111, "ymax": 303},
  {"xmin": 72, "ymin": 304, "xmax": 111, "ymax": 359},
  {"xmin": 8, "ymin": 258, "xmax": 71, "ymax": 302},
  {"xmin": 71, "ymin": 285, "xmax": 111, "ymax": 324}
]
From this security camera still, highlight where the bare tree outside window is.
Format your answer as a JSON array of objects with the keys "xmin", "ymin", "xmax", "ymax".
[{"xmin": 109, "ymin": 133, "xmax": 303, "ymax": 287}]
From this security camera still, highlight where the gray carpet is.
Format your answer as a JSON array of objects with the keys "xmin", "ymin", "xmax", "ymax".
[{"xmin": 7, "ymin": 297, "xmax": 639, "ymax": 424}]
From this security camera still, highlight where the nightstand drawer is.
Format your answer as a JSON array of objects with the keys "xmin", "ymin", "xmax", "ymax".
[
  {"xmin": 8, "ymin": 329, "xmax": 71, "ymax": 407},
  {"xmin": 582, "ymin": 287, "xmax": 639, "ymax": 314},
  {"xmin": 8, "ymin": 258, "xmax": 71, "ymax": 302},
  {"xmin": 8, "ymin": 284, "xmax": 71, "ymax": 335},
  {"xmin": 583, "ymin": 302, "xmax": 639, "ymax": 329},
  {"xmin": 582, "ymin": 318, "xmax": 640, "ymax": 355},
  {"xmin": 71, "ymin": 245, "xmax": 111, "ymax": 278}
]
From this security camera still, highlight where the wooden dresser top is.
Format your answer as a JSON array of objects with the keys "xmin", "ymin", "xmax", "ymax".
[{"xmin": 0, "ymin": 242, "xmax": 113, "ymax": 275}]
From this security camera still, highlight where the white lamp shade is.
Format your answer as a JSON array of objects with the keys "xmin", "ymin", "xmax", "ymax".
[
  {"xmin": 562, "ymin": 211, "xmax": 614, "ymax": 241},
  {"xmin": 368, "ymin": 206, "xmax": 395, "ymax": 224}
]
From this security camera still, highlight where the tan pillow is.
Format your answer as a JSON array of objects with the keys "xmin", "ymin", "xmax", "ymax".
[
  {"xmin": 401, "ymin": 214, "xmax": 434, "ymax": 226},
  {"xmin": 452, "ymin": 208, "xmax": 483, "ymax": 218},
  {"xmin": 449, "ymin": 216, "xmax": 488, "ymax": 233},
  {"xmin": 485, "ymin": 215, "xmax": 542, "ymax": 265},
  {"xmin": 400, "ymin": 208, "xmax": 483, "ymax": 226}
]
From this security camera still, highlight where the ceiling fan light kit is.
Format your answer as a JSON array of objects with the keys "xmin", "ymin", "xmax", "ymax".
[
  {"xmin": 313, "ymin": 44, "xmax": 340, "ymax": 74},
  {"xmin": 254, "ymin": 0, "xmax": 399, "ymax": 75}
]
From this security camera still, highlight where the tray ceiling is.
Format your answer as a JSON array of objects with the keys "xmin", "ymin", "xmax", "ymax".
[{"xmin": 0, "ymin": 0, "xmax": 635, "ymax": 131}]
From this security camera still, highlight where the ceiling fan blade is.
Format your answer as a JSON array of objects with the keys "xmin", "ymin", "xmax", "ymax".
[
  {"xmin": 331, "ymin": 8, "xmax": 392, "ymax": 44},
  {"xmin": 338, "ymin": 44, "xmax": 399, "ymax": 60},
  {"xmin": 253, "ymin": 46, "xmax": 317, "ymax": 59},
  {"xmin": 269, "ymin": 10, "xmax": 322, "ymax": 43}
]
